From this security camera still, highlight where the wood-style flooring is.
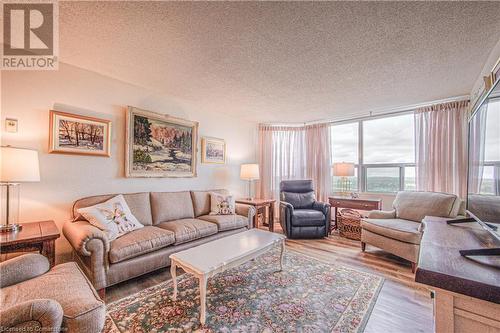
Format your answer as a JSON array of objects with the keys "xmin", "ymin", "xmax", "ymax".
[{"xmin": 106, "ymin": 225, "xmax": 434, "ymax": 332}]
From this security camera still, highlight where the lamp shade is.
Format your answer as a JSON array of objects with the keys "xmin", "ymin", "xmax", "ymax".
[
  {"xmin": 240, "ymin": 163, "xmax": 260, "ymax": 180},
  {"xmin": 333, "ymin": 162, "xmax": 355, "ymax": 177},
  {"xmin": 1, "ymin": 146, "xmax": 40, "ymax": 182}
]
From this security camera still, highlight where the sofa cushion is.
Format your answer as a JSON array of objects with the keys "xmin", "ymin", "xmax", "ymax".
[
  {"xmin": 393, "ymin": 191, "xmax": 458, "ymax": 222},
  {"xmin": 198, "ymin": 214, "xmax": 248, "ymax": 231},
  {"xmin": 361, "ymin": 218, "xmax": 422, "ymax": 244},
  {"xmin": 151, "ymin": 191, "xmax": 195, "ymax": 224},
  {"xmin": 281, "ymin": 191, "xmax": 315, "ymax": 209},
  {"xmin": 190, "ymin": 189, "xmax": 228, "ymax": 217},
  {"xmin": 157, "ymin": 218, "xmax": 218, "ymax": 245},
  {"xmin": 108, "ymin": 226, "xmax": 175, "ymax": 264},
  {"xmin": 0, "ymin": 262, "xmax": 105, "ymax": 333},
  {"xmin": 73, "ymin": 192, "xmax": 153, "ymax": 226},
  {"xmin": 291, "ymin": 209, "xmax": 325, "ymax": 227}
]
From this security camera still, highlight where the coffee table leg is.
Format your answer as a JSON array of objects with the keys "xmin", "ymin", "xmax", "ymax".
[
  {"xmin": 279, "ymin": 240, "xmax": 285, "ymax": 271},
  {"xmin": 199, "ymin": 275, "xmax": 207, "ymax": 325},
  {"xmin": 171, "ymin": 260, "xmax": 177, "ymax": 301}
]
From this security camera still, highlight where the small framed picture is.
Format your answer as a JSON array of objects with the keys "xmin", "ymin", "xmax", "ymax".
[
  {"xmin": 201, "ymin": 137, "xmax": 226, "ymax": 164},
  {"xmin": 49, "ymin": 110, "xmax": 111, "ymax": 156}
]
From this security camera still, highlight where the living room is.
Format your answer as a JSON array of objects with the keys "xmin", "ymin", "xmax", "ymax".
[{"xmin": 1, "ymin": 2, "xmax": 499, "ymax": 333}]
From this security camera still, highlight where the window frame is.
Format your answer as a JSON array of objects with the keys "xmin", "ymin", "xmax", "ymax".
[{"xmin": 331, "ymin": 111, "xmax": 416, "ymax": 194}]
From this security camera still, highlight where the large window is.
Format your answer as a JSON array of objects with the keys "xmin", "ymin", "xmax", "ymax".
[{"xmin": 330, "ymin": 113, "xmax": 416, "ymax": 193}]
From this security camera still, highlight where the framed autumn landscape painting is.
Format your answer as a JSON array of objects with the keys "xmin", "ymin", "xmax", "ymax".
[
  {"xmin": 126, "ymin": 107, "xmax": 198, "ymax": 178},
  {"xmin": 49, "ymin": 110, "xmax": 111, "ymax": 156}
]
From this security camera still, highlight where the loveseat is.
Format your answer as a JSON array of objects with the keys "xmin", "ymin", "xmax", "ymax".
[
  {"xmin": 63, "ymin": 189, "xmax": 254, "ymax": 296},
  {"xmin": 360, "ymin": 191, "xmax": 465, "ymax": 272},
  {"xmin": 0, "ymin": 253, "xmax": 105, "ymax": 332}
]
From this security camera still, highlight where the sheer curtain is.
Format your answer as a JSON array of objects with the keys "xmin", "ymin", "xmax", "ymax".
[
  {"xmin": 468, "ymin": 103, "xmax": 488, "ymax": 193},
  {"xmin": 305, "ymin": 123, "xmax": 332, "ymax": 202},
  {"xmin": 415, "ymin": 100, "xmax": 469, "ymax": 198},
  {"xmin": 258, "ymin": 125, "xmax": 306, "ymax": 200}
]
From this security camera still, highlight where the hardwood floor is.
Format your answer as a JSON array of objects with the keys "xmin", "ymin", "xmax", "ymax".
[{"xmin": 105, "ymin": 225, "xmax": 434, "ymax": 332}]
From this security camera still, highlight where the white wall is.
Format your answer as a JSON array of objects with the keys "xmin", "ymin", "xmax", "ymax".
[
  {"xmin": 1, "ymin": 63, "xmax": 258, "ymax": 261},
  {"xmin": 471, "ymin": 38, "xmax": 500, "ymax": 102}
]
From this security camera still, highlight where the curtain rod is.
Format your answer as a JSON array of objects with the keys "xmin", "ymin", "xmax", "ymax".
[{"xmin": 261, "ymin": 94, "xmax": 470, "ymax": 127}]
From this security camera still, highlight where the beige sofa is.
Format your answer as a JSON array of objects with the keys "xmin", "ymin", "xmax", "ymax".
[
  {"xmin": 0, "ymin": 254, "xmax": 105, "ymax": 333},
  {"xmin": 360, "ymin": 191, "xmax": 464, "ymax": 272},
  {"xmin": 63, "ymin": 189, "xmax": 254, "ymax": 296}
]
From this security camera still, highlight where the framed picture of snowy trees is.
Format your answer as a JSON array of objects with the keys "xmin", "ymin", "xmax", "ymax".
[
  {"xmin": 125, "ymin": 106, "xmax": 199, "ymax": 178},
  {"xmin": 49, "ymin": 110, "xmax": 111, "ymax": 157}
]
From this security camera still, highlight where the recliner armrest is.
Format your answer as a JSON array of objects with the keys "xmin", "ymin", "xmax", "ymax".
[
  {"xmin": 0, "ymin": 254, "xmax": 50, "ymax": 288},
  {"xmin": 312, "ymin": 201, "xmax": 331, "ymax": 216},
  {"xmin": 366, "ymin": 210, "xmax": 396, "ymax": 219},
  {"xmin": 0, "ymin": 299, "xmax": 63, "ymax": 332}
]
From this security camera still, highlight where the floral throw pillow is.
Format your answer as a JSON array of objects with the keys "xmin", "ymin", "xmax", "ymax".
[
  {"xmin": 77, "ymin": 195, "xmax": 144, "ymax": 240},
  {"xmin": 209, "ymin": 192, "xmax": 235, "ymax": 215}
]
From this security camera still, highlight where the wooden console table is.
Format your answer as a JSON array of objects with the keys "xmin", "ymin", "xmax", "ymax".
[
  {"xmin": 0, "ymin": 220, "xmax": 60, "ymax": 267},
  {"xmin": 328, "ymin": 196, "xmax": 382, "ymax": 231},
  {"xmin": 416, "ymin": 216, "xmax": 500, "ymax": 332},
  {"xmin": 236, "ymin": 199, "xmax": 276, "ymax": 232}
]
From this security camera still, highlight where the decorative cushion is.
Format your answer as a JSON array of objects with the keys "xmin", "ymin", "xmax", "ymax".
[
  {"xmin": 73, "ymin": 192, "xmax": 153, "ymax": 226},
  {"xmin": 291, "ymin": 209, "xmax": 325, "ymax": 227},
  {"xmin": 393, "ymin": 191, "xmax": 458, "ymax": 222},
  {"xmin": 156, "ymin": 219, "xmax": 218, "ymax": 245},
  {"xmin": 77, "ymin": 195, "xmax": 143, "ymax": 241},
  {"xmin": 109, "ymin": 226, "xmax": 175, "ymax": 264},
  {"xmin": 198, "ymin": 214, "xmax": 248, "ymax": 231},
  {"xmin": 190, "ymin": 189, "xmax": 229, "ymax": 217},
  {"xmin": 361, "ymin": 218, "xmax": 422, "ymax": 244},
  {"xmin": 281, "ymin": 191, "xmax": 315, "ymax": 209},
  {"xmin": 150, "ymin": 191, "xmax": 195, "ymax": 224},
  {"xmin": 209, "ymin": 192, "xmax": 235, "ymax": 215}
]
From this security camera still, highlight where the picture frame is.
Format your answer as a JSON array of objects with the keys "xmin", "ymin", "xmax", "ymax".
[
  {"xmin": 49, "ymin": 110, "xmax": 111, "ymax": 156},
  {"xmin": 125, "ymin": 106, "xmax": 198, "ymax": 178},
  {"xmin": 201, "ymin": 137, "xmax": 226, "ymax": 164}
]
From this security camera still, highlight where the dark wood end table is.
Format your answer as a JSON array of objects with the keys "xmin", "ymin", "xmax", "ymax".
[
  {"xmin": 0, "ymin": 220, "xmax": 60, "ymax": 267},
  {"xmin": 328, "ymin": 196, "xmax": 382, "ymax": 233},
  {"xmin": 236, "ymin": 199, "xmax": 276, "ymax": 232}
]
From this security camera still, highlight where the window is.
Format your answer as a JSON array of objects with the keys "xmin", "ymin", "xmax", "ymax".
[
  {"xmin": 331, "ymin": 123, "xmax": 359, "ymax": 192},
  {"xmin": 330, "ymin": 113, "xmax": 416, "ymax": 193}
]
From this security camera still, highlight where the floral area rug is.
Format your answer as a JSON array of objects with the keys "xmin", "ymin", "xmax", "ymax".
[{"xmin": 105, "ymin": 248, "xmax": 384, "ymax": 333}]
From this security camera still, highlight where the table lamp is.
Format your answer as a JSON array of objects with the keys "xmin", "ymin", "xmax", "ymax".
[
  {"xmin": 333, "ymin": 162, "xmax": 355, "ymax": 196},
  {"xmin": 240, "ymin": 164, "xmax": 260, "ymax": 200},
  {"xmin": 1, "ymin": 146, "xmax": 40, "ymax": 232}
]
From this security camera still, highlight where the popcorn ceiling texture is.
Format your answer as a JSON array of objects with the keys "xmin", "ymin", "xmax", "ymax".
[{"xmin": 59, "ymin": 1, "xmax": 500, "ymax": 123}]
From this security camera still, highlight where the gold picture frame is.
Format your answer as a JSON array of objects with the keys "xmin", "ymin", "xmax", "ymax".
[
  {"xmin": 125, "ymin": 106, "xmax": 198, "ymax": 178},
  {"xmin": 49, "ymin": 110, "xmax": 111, "ymax": 157},
  {"xmin": 201, "ymin": 137, "xmax": 226, "ymax": 164}
]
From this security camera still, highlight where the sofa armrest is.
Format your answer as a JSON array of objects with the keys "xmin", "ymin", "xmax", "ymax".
[
  {"xmin": 235, "ymin": 203, "xmax": 256, "ymax": 228},
  {"xmin": 63, "ymin": 220, "xmax": 110, "ymax": 256},
  {"xmin": 0, "ymin": 254, "xmax": 50, "ymax": 288},
  {"xmin": 0, "ymin": 299, "xmax": 63, "ymax": 332},
  {"xmin": 312, "ymin": 201, "xmax": 331, "ymax": 216},
  {"xmin": 366, "ymin": 210, "xmax": 396, "ymax": 219}
]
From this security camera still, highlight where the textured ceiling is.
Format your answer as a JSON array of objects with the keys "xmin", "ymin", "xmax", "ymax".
[{"xmin": 59, "ymin": 1, "xmax": 500, "ymax": 123}]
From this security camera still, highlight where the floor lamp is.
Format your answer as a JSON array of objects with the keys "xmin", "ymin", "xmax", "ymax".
[
  {"xmin": 1, "ymin": 146, "xmax": 40, "ymax": 233},
  {"xmin": 240, "ymin": 164, "xmax": 260, "ymax": 200},
  {"xmin": 333, "ymin": 162, "xmax": 355, "ymax": 197}
]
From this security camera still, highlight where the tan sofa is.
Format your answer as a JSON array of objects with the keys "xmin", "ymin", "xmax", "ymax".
[
  {"xmin": 0, "ymin": 254, "xmax": 105, "ymax": 333},
  {"xmin": 63, "ymin": 189, "xmax": 255, "ymax": 296},
  {"xmin": 360, "ymin": 191, "xmax": 464, "ymax": 272}
]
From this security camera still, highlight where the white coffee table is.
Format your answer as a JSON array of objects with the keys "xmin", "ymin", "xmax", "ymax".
[{"xmin": 169, "ymin": 229, "xmax": 286, "ymax": 325}]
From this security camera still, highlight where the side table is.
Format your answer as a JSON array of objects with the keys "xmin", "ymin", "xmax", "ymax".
[
  {"xmin": 236, "ymin": 199, "xmax": 276, "ymax": 232},
  {"xmin": 0, "ymin": 220, "xmax": 60, "ymax": 267},
  {"xmin": 328, "ymin": 196, "xmax": 382, "ymax": 233}
]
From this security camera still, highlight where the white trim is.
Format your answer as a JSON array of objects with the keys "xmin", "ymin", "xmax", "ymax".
[{"xmin": 262, "ymin": 94, "xmax": 469, "ymax": 127}]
